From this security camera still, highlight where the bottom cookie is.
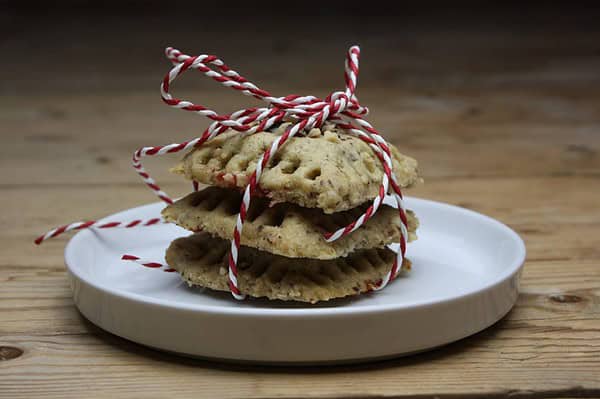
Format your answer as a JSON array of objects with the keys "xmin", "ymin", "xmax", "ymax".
[{"xmin": 166, "ymin": 232, "xmax": 411, "ymax": 303}]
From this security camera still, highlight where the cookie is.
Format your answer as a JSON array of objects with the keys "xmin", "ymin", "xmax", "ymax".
[
  {"xmin": 162, "ymin": 187, "xmax": 419, "ymax": 259},
  {"xmin": 166, "ymin": 232, "xmax": 411, "ymax": 303},
  {"xmin": 171, "ymin": 123, "xmax": 421, "ymax": 214}
]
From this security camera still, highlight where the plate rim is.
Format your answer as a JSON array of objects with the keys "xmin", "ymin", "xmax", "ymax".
[{"xmin": 65, "ymin": 196, "xmax": 526, "ymax": 318}]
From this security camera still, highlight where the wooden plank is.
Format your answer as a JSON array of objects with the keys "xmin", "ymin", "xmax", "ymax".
[
  {"xmin": 3, "ymin": 176, "xmax": 598, "ymax": 264},
  {"xmin": 2, "ymin": 87, "xmax": 599, "ymax": 186},
  {"xmin": 1, "ymin": 175, "xmax": 599, "ymax": 398},
  {"xmin": 2, "ymin": 257, "xmax": 599, "ymax": 333},
  {"xmin": 2, "ymin": 10, "xmax": 600, "ymax": 399},
  {"xmin": 0, "ymin": 261, "xmax": 598, "ymax": 399}
]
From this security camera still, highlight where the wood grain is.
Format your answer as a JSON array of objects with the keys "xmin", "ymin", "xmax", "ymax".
[{"xmin": 1, "ymin": 9, "xmax": 600, "ymax": 399}]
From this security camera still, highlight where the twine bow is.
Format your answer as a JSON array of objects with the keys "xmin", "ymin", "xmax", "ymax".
[{"xmin": 36, "ymin": 45, "xmax": 409, "ymax": 300}]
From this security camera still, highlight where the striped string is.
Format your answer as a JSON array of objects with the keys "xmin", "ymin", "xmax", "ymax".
[{"xmin": 36, "ymin": 45, "xmax": 409, "ymax": 299}]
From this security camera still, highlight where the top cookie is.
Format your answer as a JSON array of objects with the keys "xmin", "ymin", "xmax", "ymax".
[{"xmin": 171, "ymin": 123, "xmax": 421, "ymax": 214}]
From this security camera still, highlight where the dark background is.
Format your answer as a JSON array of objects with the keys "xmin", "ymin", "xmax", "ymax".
[
  {"xmin": 2, "ymin": 1, "xmax": 600, "ymax": 185},
  {"xmin": 3, "ymin": 2, "xmax": 600, "ymax": 95},
  {"xmin": 2, "ymin": 1, "xmax": 599, "ymax": 187}
]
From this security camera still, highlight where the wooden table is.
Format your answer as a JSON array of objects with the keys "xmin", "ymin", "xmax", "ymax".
[{"xmin": 2, "ymin": 10, "xmax": 599, "ymax": 398}]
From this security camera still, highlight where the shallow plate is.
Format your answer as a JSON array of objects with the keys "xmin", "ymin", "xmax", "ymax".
[{"xmin": 65, "ymin": 197, "xmax": 525, "ymax": 364}]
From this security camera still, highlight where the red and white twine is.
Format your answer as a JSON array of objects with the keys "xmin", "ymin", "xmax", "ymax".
[
  {"xmin": 36, "ymin": 45, "xmax": 409, "ymax": 299},
  {"xmin": 121, "ymin": 255, "xmax": 176, "ymax": 273},
  {"xmin": 34, "ymin": 218, "xmax": 162, "ymax": 245}
]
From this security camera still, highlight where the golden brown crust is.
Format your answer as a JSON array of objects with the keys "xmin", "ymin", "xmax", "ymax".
[
  {"xmin": 171, "ymin": 123, "xmax": 421, "ymax": 214},
  {"xmin": 166, "ymin": 232, "xmax": 411, "ymax": 303},
  {"xmin": 162, "ymin": 187, "xmax": 419, "ymax": 259}
]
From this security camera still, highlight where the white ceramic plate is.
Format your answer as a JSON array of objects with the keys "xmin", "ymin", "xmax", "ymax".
[{"xmin": 65, "ymin": 197, "xmax": 525, "ymax": 364}]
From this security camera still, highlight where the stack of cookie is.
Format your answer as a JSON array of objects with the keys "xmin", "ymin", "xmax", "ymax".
[{"xmin": 162, "ymin": 123, "xmax": 421, "ymax": 303}]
